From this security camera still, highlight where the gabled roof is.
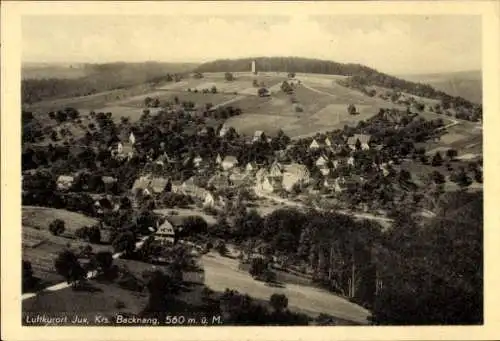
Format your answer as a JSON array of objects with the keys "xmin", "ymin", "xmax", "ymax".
[
  {"xmin": 222, "ymin": 155, "xmax": 238, "ymax": 164},
  {"xmin": 132, "ymin": 175, "xmax": 151, "ymax": 191},
  {"xmin": 309, "ymin": 139, "xmax": 321, "ymax": 148},
  {"xmin": 254, "ymin": 130, "xmax": 265, "ymax": 138},
  {"xmin": 246, "ymin": 161, "xmax": 257, "ymax": 170},
  {"xmin": 156, "ymin": 220, "xmax": 175, "ymax": 235},
  {"xmin": 57, "ymin": 175, "xmax": 74, "ymax": 183},
  {"xmin": 150, "ymin": 177, "xmax": 169, "ymax": 193},
  {"xmin": 347, "ymin": 134, "xmax": 372, "ymax": 145},
  {"xmin": 283, "ymin": 163, "xmax": 310, "ymax": 178},
  {"xmin": 101, "ymin": 176, "xmax": 117, "ymax": 184},
  {"xmin": 315, "ymin": 155, "xmax": 329, "ymax": 166}
]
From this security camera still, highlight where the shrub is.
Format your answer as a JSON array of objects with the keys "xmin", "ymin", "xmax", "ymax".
[{"xmin": 49, "ymin": 219, "xmax": 65, "ymax": 236}]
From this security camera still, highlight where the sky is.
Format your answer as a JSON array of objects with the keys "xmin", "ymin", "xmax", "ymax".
[{"xmin": 22, "ymin": 15, "xmax": 482, "ymax": 75}]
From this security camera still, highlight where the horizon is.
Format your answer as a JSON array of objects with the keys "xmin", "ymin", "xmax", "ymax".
[
  {"xmin": 21, "ymin": 58, "xmax": 482, "ymax": 78},
  {"xmin": 22, "ymin": 15, "xmax": 481, "ymax": 75}
]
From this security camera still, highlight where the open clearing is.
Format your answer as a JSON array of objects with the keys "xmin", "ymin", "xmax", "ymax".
[
  {"xmin": 119, "ymin": 91, "xmax": 238, "ymax": 109},
  {"xmin": 202, "ymin": 253, "xmax": 370, "ymax": 324},
  {"xmin": 23, "ymin": 226, "xmax": 113, "ymax": 286},
  {"xmin": 23, "ymin": 206, "xmax": 99, "ymax": 234},
  {"xmin": 23, "ymin": 206, "xmax": 98, "ymax": 233}
]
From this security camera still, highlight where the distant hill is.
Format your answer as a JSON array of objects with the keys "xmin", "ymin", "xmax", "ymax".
[
  {"xmin": 22, "ymin": 61, "xmax": 198, "ymax": 80},
  {"xmin": 195, "ymin": 57, "xmax": 479, "ymax": 110},
  {"xmin": 22, "ymin": 62, "xmax": 198, "ymax": 103},
  {"xmin": 398, "ymin": 70, "xmax": 482, "ymax": 104}
]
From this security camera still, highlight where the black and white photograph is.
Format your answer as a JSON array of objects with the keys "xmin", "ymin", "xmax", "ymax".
[{"xmin": 2, "ymin": 1, "xmax": 499, "ymax": 340}]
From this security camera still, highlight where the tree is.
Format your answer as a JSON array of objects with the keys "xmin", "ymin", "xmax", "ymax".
[
  {"xmin": 49, "ymin": 219, "xmax": 65, "ymax": 236},
  {"xmin": 225, "ymin": 72, "xmax": 234, "ymax": 81},
  {"xmin": 288, "ymin": 72, "xmax": 296, "ymax": 78},
  {"xmin": 22, "ymin": 260, "xmax": 36, "ymax": 291},
  {"xmin": 347, "ymin": 104, "xmax": 357, "ymax": 115},
  {"xmin": 54, "ymin": 250, "xmax": 86, "ymax": 286},
  {"xmin": 431, "ymin": 170, "xmax": 445, "ymax": 184},
  {"xmin": 249, "ymin": 257, "xmax": 268, "ymax": 278},
  {"xmin": 91, "ymin": 251, "xmax": 114, "ymax": 273},
  {"xmin": 211, "ymin": 85, "xmax": 217, "ymax": 94},
  {"xmin": 75, "ymin": 225, "xmax": 101, "ymax": 243},
  {"xmin": 215, "ymin": 240, "xmax": 228, "ymax": 256},
  {"xmin": 253, "ymin": 79, "xmax": 259, "ymax": 87},
  {"xmin": 179, "ymin": 216, "xmax": 208, "ymax": 238},
  {"xmin": 270, "ymin": 293, "xmax": 288, "ymax": 312},
  {"xmin": 258, "ymin": 87, "xmax": 269, "ymax": 97},
  {"xmin": 372, "ymin": 192, "xmax": 482, "ymax": 325},
  {"xmin": 446, "ymin": 149, "xmax": 458, "ymax": 161},
  {"xmin": 112, "ymin": 231, "xmax": 136, "ymax": 256},
  {"xmin": 431, "ymin": 152, "xmax": 443, "ymax": 167}
]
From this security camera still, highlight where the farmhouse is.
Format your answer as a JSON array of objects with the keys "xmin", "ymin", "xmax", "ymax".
[
  {"xmin": 155, "ymin": 219, "xmax": 176, "ymax": 245},
  {"xmin": 309, "ymin": 139, "xmax": 321, "ymax": 150},
  {"xmin": 347, "ymin": 134, "xmax": 372, "ymax": 150},
  {"xmin": 221, "ymin": 156, "xmax": 239, "ymax": 171},
  {"xmin": 269, "ymin": 161, "xmax": 284, "ymax": 178},
  {"xmin": 57, "ymin": 175, "xmax": 75, "ymax": 191},
  {"xmin": 252, "ymin": 130, "xmax": 266, "ymax": 143},
  {"xmin": 282, "ymin": 163, "xmax": 310, "ymax": 192}
]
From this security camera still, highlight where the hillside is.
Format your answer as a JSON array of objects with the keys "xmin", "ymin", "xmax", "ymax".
[
  {"xmin": 399, "ymin": 70, "xmax": 482, "ymax": 104},
  {"xmin": 195, "ymin": 57, "xmax": 479, "ymax": 110},
  {"xmin": 22, "ymin": 62, "xmax": 198, "ymax": 104}
]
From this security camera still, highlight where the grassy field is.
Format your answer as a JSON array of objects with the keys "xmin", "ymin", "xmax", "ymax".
[
  {"xmin": 23, "ymin": 226, "xmax": 113, "ymax": 286},
  {"xmin": 225, "ymin": 82, "xmax": 398, "ymax": 138},
  {"xmin": 23, "ymin": 206, "xmax": 99, "ymax": 235},
  {"xmin": 119, "ymin": 91, "xmax": 238, "ymax": 109}
]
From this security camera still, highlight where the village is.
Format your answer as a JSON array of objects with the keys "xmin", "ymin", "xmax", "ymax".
[{"xmin": 20, "ymin": 55, "xmax": 483, "ymax": 326}]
